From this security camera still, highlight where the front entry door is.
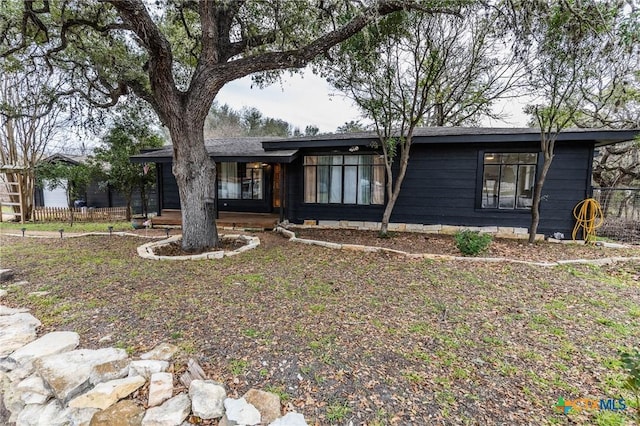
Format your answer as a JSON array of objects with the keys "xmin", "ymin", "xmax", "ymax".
[{"xmin": 272, "ymin": 163, "xmax": 281, "ymax": 208}]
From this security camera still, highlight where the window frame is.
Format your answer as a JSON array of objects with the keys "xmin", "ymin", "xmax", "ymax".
[
  {"xmin": 217, "ymin": 162, "xmax": 264, "ymax": 201},
  {"xmin": 477, "ymin": 150, "xmax": 539, "ymax": 211},
  {"xmin": 303, "ymin": 154, "xmax": 385, "ymax": 206}
]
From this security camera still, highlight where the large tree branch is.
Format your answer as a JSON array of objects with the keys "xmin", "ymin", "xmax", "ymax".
[
  {"xmin": 106, "ymin": 0, "xmax": 179, "ymax": 114},
  {"xmin": 195, "ymin": 1, "xmax": 458, "ymax": 97}
]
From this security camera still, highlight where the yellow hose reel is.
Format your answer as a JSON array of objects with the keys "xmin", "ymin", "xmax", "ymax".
[{"xmin": 572, "ymin": 198, "xmax": 604, "ymax": 243}]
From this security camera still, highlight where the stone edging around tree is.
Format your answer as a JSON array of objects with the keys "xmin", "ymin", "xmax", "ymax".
[
  {"xmin": 275, "ymin": 226, "xmax": 640, "ymax": 268},
  {"xmin": 137, "ymin": 234, "xmax": 261, "ymax": 261},
  {"xmin": 1, "ymin": 231, "xmax": 262, "ymax": 261}
]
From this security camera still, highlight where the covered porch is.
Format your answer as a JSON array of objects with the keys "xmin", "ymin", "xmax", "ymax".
[
  {"xmin": 151, "ymin": 209, "xmax": 281, "ymax": 230},
  {"xmin": 131, "ymin": 137, "xmax": 297, "ymax": 229}
]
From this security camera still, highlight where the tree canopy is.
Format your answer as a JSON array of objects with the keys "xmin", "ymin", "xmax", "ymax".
[
  {"xmin": 2, "ymin": 0, "xmax": 457, "ymax": 250},
  {"xmin": 510, "ymin": 0, "xmax": 638, "ymax": 241},
  {"xmin": 326, "ymin": 4, "xmax": 523, "ymax": 233}
]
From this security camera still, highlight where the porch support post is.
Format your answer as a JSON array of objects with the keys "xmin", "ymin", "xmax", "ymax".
[
  {"xmin": 215, "ymin": 169, "xmax": 219, "ymax": 220},
  {"xmin": 279, "ymin": 163, "xmax": 285, "ymax": 223}
]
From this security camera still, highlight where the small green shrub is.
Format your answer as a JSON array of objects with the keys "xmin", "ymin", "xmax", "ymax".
[
  {"xmin": 620, "ymin": 347, "xmax": 640, "ymax": 423},
  {"xmin": 454, "ymin": 230, "xmax": 492, "ymax": 256}
]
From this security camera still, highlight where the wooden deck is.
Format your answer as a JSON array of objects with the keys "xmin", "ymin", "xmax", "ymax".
[{"xmin": 151, "ymin": 209, "xmax": 280, "ymax": 230}]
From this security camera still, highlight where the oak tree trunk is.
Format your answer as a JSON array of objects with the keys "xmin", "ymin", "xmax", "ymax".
[{"xmin": 168, "ymin": 120, "xmax": 218, "ymax": 251}]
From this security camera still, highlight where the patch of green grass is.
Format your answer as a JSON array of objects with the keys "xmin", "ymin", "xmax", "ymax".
[
  {"xmin": 408, "ymin": 322, "xmax": 430, "ymax": 334},
  {"xmin": 307, "ymin": 279, "xmax": 333, "ymax": 297},
  {"xmin": 326, "ymin": 401, "xmax": 352, "ymax": 423},
  {"xmin": 309, "ymin": 304, "xmax": 326, "ymax": 314},
  {"xmin": 587, "ymin": 297, "xmax": 609, "ymax": 308},
  {"xmin": 84, "ymin": 299, "xmax": 103, "ymax": 309},
  {"xmin": 243, "ymin": 328, "xmax": 260, "ymax": 338},
  {"xmin": 453, "ymin": 367, "xmax": 471, "ymax": 380},
  {"xmin": 115, "ymin": 342, "xmax": 136, "ymax": 356},
  {"xmin": 229, "ymin": 359, "xmax": 249, "ymax": 376},
  {"xmin": 409, "ymin": 348, "xmax": 431, "ymax": 363},
  {"xmin": 27, "ymin": 293, "xmax": 59, "ymax": 307},
  {"xmin": 435, "ymin": 390, "xmax": 456, "ymax": 405},
  {"xmin": 223, "ymin": 273, "xmax": 265, "ymax": 291},
  {"xmin": 526, "ymin": 370, "xmax": 550, "ymax": 390},
  {"xmin": 436, "ymin": 334, "xmax": 461, "ymax": 350},
  {"xmin": 593, "ymin": 410, "xmax": 628, "ymax": 426},
  {"xmin": 368, "ymin": 409, "xmax": 389, "ymax": 426},
  {"xmin": 403, "ymin": 371, "xmax": 424, "ymax": 384},
  {"xmin": 495, "ymin": 360, "xmax": 518, "ymax": 377},
  {"xmin": 531, "ymin": 313, "xmax": 551, "ymax": 325},
  {"xmin": 435, "ymin": 349, "xmax": 458, "ymax": 367},
  {"xmin": 598, "ymin": 318, "xmax": 617, "ymax": 327},
  {"xmin": 178, "ymin": 340, "xmax": 197, "ymax": 355},
  {"xmin": 309, "ymin": 334, "xmax": 336, "ymax": 353},
  {"xmin": 482, "ymin": 335, "xmax": 504, "ymax": 346},
  {"xmin": 545, "ymin": 299, "xmax": 567, "ymax": 311},
  {"xmin": 557, "ymin": 342, "xmax": 577, "ymax": 362},
  {"xmin": 299, "ymin": 365, "xmax": 312, "ymax": 375},
  {"xmin": 263, "ymin": 385, "xmax": 290, "ymax": 402}
]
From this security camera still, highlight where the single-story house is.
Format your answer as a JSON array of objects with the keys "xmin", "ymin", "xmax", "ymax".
[{"xmin": 131, "ymin": 127, "xmax": 639, "ymax": 237}]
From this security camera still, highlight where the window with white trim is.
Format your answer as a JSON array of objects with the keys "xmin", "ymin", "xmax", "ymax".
[
  {"xmin": 481, "ymin": 153, "xmax": 537, "ymax": 209},
  {"xmin": 304, "ymin": 155, "xmax": 385, "ymax": 205}
]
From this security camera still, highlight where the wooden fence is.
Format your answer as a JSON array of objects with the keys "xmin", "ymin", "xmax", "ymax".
[{"xmin": 33, "ymin": 207, "xmax": 128, "ymax": 222}]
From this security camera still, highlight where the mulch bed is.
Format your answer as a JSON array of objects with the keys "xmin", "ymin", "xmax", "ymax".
[
  {"xmin": 152, "ymin": 238, "xmax": 246, "ymax": 256},
  {"xmin": 290, "ymin": 227, "xmax": 640, "ymax": 262}
]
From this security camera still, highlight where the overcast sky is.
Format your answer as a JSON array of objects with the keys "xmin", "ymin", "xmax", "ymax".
[
  {"xmin": 216, "ymin": 69, "xmax": 530, "ymax": 133},
  {"xmin": 63, "ymin": 68, "xmax": 531, "ymax": 154}
]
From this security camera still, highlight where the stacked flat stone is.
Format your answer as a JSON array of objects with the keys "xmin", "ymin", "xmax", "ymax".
[{"xmin": 0, "ymin": 298, "xmax": 308, "ymax": 426}]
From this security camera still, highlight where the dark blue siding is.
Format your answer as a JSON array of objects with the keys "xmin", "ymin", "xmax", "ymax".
[
  {"xmin": 287, "ymin": 141, "xmax": 594, "ymax": 237},
  {"xmin": 161, "ymin": 165, "xmax": 181, "ymax": 209}
]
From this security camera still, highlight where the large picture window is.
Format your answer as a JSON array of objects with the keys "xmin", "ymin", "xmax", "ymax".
[
  {"xmin": 304, "ymin": 155, "xmax": 384, "ymax": 205},
  {"xmin": 218, "ymin": 162, "xmax": 263, "ymax": 200},
  {"xmin": 482, "ymin": 153, "xmax": 537, "ymax": 209}
]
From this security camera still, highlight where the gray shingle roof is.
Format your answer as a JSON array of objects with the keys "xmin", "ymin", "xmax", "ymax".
[
  {"xmin": 131, "ymin": 137, "xmax": 298, "ymax": 163},
  {"xmin": 262, "ymin": 127, "xmax": 640, "ymax": 149},
  {"xmin": 131, "ymin": 127, "xmax": 640, "ymax": 163}
]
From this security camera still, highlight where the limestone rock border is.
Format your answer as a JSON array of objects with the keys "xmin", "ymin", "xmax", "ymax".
[
  {"xmin": 298, "ymin": 220, "xmax": 549, "ymax": 240},
  {"xmin": 276, "ymin": 226, "xmax": 640, "ymax": 267},
  {"xmin": 137, "ymin": 234, "xmax": 260, "ymax": 261},
  {"xmin": 0, "ymin": 300, "xmax": 309, "ymax": 426}
]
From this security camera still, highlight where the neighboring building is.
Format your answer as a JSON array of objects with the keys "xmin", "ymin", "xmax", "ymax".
[
  {"xmin": 131, "ymin": 127, "xmax": 640, "ymax": 237},
  {"xmin": 34, "ymin": 154, "xmax": 87, "ymax": 208},
  {"xmin": 35, "ymin": 154, "xmax": 156, "ymax": 214}
]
